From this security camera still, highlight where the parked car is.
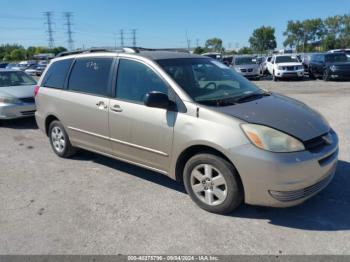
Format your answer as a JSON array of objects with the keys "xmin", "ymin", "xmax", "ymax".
[
  {"xmin": 222, "ymin": 55, "xmax": 233, "ymax": 66},
  {"xmin": 299, "ymin": 53, "xmax": 315, "ymax": 74},
  {"xmin": 202, "ymin": 52, "xmax": 223, "ymax": 61},
  {"xmin": 267, "ymin": 54, "xmax": 304, "ymax": 81},
  {"xmin": 5, "ymin": 63, "xmax": 19, "ymax": 70},
  {"xmin": 0, "ymin": 62, "xmax": 9, "ymax": 69},
  {"xmin": 18, "ymin": 61, "xmax": 37, "ymax": 71},
  {"xmin": 232, "ymin": 56, "xmax": 261, "ymax": 80},
  {"xmin": 308, "ymin": 52, "xmax": 350, "ymax": 81},
  {"xmin": 35, "ymin": 48, "xmax": 338, "ymax": 214},
  {"xmin": 262, "ymin": 56, "xmax": 272, "ymax": 75},
  {"xmin": 328, "ymin": 49, "xmax": 350, "ymax": 57},
  {"xmin": 0, "ymin": 69, "xmax": 37, "ymax": 119},
  {"xmin": 24, "ymin": 64, "xmax": 39, "ymax": 76},
  {"xmin": 35, "ymin": 65, "xmax": 47, "ymax": 76}
]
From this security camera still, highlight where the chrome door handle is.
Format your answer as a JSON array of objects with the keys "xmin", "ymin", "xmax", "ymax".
[
  {"xmin": 96, "ymin": 101, "xmax": 108, "ymax": 109},
  {"xmin": 110, "ymin": 104, "xmax": 123, "ymax": 112}
]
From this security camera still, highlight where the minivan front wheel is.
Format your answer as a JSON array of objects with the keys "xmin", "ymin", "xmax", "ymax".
[
  {"xmin": 49, "ymin": 120, "xmax": 76, "ymax": 158},
  {"xmin": 183, "ymin": 153, "xmax": 243, "ymax": 214}
]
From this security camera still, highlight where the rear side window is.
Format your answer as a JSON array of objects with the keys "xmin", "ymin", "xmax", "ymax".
[
  {"xmin": 68, "ymin": 58, "xmax": 113, "ymax": 96},
  {"xmin": 42, "ymin": 59, "xmax": 73, "ymax": 89},
  {"xmin": 116, "ymin": 59, "xmax": 168, "ymax": 102}
]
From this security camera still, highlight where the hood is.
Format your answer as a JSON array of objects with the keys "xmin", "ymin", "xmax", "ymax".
[
  {"xmin": 215, "ymin": 93, "xmax": 330, "ymax": 141},
  {"xmin": 0, "ymin": 85, "xmax": 35, "ymax": 98},
  {"xmin": 275, "ymin": 62, "xmax": 302, "ymax": 67}
]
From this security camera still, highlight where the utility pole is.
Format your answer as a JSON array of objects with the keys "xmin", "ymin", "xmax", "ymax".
[
  {"xmin": 63, "ymin": 12, "xmax": 74, "ymax": 51},
  {"xmin": 196, "ymin": 38, "xmax": 200, "ymax": 47},
  {"xmin": 185, "ymin": 30, "xmax": 191, "ymax": 51},
  {"xmin": 131, "ymin": 29, "xmax": 137, "ymax": 47},
  {"xmin": 120, "ymin": 29, "xmax": 124, "ymax": 46},
  {"xmin": 43, "ymin": 11, "xmax": 54, "ymax": 48}
]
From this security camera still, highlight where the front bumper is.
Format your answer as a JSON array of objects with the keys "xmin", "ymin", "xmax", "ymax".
[
  {"xmin": 0, "ymin": 102, "xmax": 36, "ymax": 119},
  {"xmin": 275, "ymin": 69, "xmax": 304, "ymax": 79},
  {"xmin": 228, "ymin": 130, "xmax": 339, "ymax": 207}
]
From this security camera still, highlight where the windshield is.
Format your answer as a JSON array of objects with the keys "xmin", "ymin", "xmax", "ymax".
[
  {"xmin": 325, "ymin": 54, "xmax": 348, "ymax": 63},
  {"xmin": 0, "ymin": 71, "xmax": 37, "ymax": 87},
  {"xmin": 235, "ymin": 57, "xmax": 256, "ymax": 65},
  {"xmin": 275, "ymin": 56, "xmax": 299, "ymax": 63},
  {"xmin": 157, "ymin": 58, "xmax": 262, "ymax": 106}
]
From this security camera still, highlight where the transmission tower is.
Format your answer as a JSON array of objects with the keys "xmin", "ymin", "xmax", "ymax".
[
  {"xmin": 63, "ymin": 12, "xmax": 74, "ymax": 51},
  {"xmin": 120, "ymin": 29, "xmax": 124, "ymax": 46},
  {"xmin": 131, "ymin": 29, "xmax": 137, "ymax": 47},
  {"xmin": 43, "ymin": 11, "xmax": 54, "ymax": 48}
]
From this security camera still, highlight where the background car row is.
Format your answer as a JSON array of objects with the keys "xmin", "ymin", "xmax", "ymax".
[
  {"xmin": 0, "ymin": 59, "xmax": 48, "ymax": 76},
  {"xmin": 220, "ymin": 49, "xmax": 350, "ymax": 81}
]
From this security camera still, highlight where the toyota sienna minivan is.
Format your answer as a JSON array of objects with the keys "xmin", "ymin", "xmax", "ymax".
[{"xmin": 35, "ymin": 48, "xmax": 338, "ymax": 214}]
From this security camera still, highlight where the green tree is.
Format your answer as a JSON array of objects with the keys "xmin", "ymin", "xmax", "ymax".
[
  {"xmin": 10, "ymin": 49, "xmax": 26, "ymax": 61},
  {"xmin": 205, "ymin": 38, "xmax": 223, "ymax": 52},
  {"xmin": 238, "ymin": 47, "xmax": 253, "ymax": 54},
  {"xmin": 193, "ymin": 46, "xmax": 206, "ymax": 54},
  {"xmin": 51, "ymin": 47, "xmax": 67, "ymax": 55},
  {"xmin": 249, "ymin": 26, "xmax": 277, "ymax": 53},
  {"xmin": 283, "ymin": 20, "xmax": 304, "ymax": 50}
]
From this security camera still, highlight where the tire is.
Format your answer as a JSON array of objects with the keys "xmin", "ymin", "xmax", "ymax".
[
  {"xmin": 308, "ymin": 71, "xmax": 316, "ymax": 80},
  {"xmin": 323, "ymin": 70, "xmax": 330, "ymax": 81},
  {"xmin": 48, "ymin": 120, "xmax": 77, "ymax": 158},
  {"xmin": 272, "ymin": 72, "xmax": 278, "ymax": 81},
  {"xmin": 183, "ymin": 153, "xmax": 243, "ymax": 214}
]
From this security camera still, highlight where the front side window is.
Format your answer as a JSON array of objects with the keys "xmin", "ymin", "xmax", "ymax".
[
  {"xmin": 325, "ymin": 54, "xmax": 347, "ymax": 63},
  {"xmin": 0, "ymin": 71, "xmax": 36, "ymax": 87},
  {"xmin": 42, "ymin": 59, "xmax": 73, "ymax": 89},
  {"xmin": 157, "ymin": 58, "xmax": 262, "ymax": 106},
  {"xmin": 68, "ymin": 58, "xmax": 113, "ymax": 96},
  {"xmin": 116, "ymin": 59, "xmax": 168, "ymax": 102}
]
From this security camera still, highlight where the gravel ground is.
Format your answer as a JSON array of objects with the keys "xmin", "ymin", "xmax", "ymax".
[{"xmin": 0, "ymin": 79, "xmax": 349, "ymax": 255}]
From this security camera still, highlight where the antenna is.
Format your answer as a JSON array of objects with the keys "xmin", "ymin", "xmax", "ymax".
[
  {"xmin": 63, "ymin": 12, "xmax": 74, "ymax": 51},
  {"xmin": 43, "ymin": 11, "xmax": 54, "ymax": 48}
]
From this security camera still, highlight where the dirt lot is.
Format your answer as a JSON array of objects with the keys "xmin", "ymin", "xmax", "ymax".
[{"xmin": 0, "ymin": 79, "xmax": 349, "ymax": 255}]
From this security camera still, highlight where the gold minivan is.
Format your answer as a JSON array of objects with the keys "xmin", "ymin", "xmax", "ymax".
[{"xmin": 35, "ymin": 48, "xmax": 338, "ymax": 214}]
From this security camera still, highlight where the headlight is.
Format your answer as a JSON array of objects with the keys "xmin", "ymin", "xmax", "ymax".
[
  {"xmin": 330, "ymin": 65, "xmax": 336, "ymax": 71},
  {"xmin": 241, "ymin": 124, "xmax": 305, "ymax": 152},
  {"xmin": 0, "ymin": 97, "xmax": 20, "ymax": 104},
  {"xmin": 278, "ymin": 66, "xmax": 283, "ymax": 70}
]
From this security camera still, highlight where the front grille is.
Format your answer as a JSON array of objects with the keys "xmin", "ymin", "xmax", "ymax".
[
  {"xmin": 240, "ymin": 69, "xmax": 247, "ymax": 72},
  {"xmin": 248, "ymin": 68, "xmax": 253, "ymax": 72},
  {"xmin": 19, "ymin": 97, "xmax": 35, "ymax": 103},
  {"xmin": 269, "ymin": 172, "xmax": 334, "ymax": 202},
  {"xmin": 287, "ymin": 66, "xmax": 295, "ymax": 71},
  {"xmin": 335, "ymin": 65, "xmax": 350, "ymax": 70},
  {"xmin": 304, "ymin": 133, "xmax": 329, "ymax": 152}
]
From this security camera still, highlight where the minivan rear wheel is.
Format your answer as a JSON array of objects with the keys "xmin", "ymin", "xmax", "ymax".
[
  {"xmin": 49, "ymin": 120, "xmax": 77, "ymax": 158},
  {"xmin": 183, "ymin": 153, "xmax": 243, "ymax": 214}
]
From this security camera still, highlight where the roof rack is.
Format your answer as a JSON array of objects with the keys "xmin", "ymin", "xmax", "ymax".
[
  {"xmin": 55, "ymin": 46, "xmax": 190, "ymax": 58},
  {"xmin": 55, "ymin": 47, "xmax": 140, "ymax": 57}
]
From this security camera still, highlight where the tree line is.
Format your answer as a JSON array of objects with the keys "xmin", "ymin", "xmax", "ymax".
[
  {"xmin": 0, "ymin": 44, "xmax": 67, "ymax": 61},
  {"xmin": 194, "ymin": 14, "xmax": 349, "ymax": 55}
]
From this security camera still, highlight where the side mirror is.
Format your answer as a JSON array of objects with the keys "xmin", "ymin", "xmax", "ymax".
[{"xmin": 144, "ymin": 91, "xmax": 171, "ymax": 109}]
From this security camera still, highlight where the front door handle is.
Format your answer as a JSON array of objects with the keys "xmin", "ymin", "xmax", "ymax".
[
  {"xmin": 96, "ymin": 101, "xmax": 108, "ymax": 109},
  {"xmin": 110, "ymin": 104, "xmax": 123, "ymax": 112}
]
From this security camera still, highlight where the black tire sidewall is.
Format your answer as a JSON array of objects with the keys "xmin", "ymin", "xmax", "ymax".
[{"xmin": 183, "ymin": 153, "xmax": 243, "ymax": 214}]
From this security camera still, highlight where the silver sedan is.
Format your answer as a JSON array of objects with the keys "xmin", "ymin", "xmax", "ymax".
[{"xmin": 0, "ymin": 69, "xmax": 37, "ymax": 120}]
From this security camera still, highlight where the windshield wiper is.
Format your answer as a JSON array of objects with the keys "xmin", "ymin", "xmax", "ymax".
[
  {"xmin": 235, "ymin": 91, "xmax": 270, "ymax": 103},
  {"xmin": 196, "ymin": 98, "xmax": 237, "ymax": 107}
]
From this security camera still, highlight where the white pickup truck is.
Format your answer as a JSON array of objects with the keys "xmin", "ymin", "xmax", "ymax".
[{"xmin": 267, "ymin": 54, "xmax": 304, "ymax": 81}]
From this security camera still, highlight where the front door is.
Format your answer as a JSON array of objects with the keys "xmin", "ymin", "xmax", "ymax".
[{"xmin": 109, "ymin": 58, "xmax": 175, "ymax": 173}]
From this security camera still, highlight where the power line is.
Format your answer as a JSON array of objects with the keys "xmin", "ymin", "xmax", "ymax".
[
  {"xmin": 119, "ymin": 29, "xmax": 124, "ymax": 46},
  {"xmin": 131, "ymin": 29, "xmax": 137, "ymax": 47},
  {"xmin": 63, "ymin": 12, "xmax": 74, "ymax": 51},
  {"xmin": 43, "ymin": 11, "xmax": 54, "ymax": 48}
]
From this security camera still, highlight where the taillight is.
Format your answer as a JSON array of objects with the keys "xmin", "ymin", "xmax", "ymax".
[{"xmin": 34, "ymin": 85, "xmax": 40, "ymax": 97}]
